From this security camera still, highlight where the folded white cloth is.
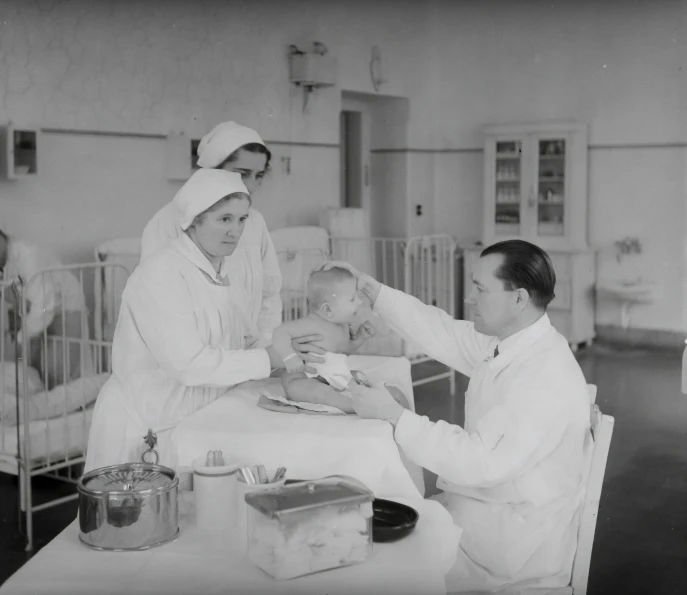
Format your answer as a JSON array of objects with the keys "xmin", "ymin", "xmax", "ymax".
[
  {"xmin": 304, "ymin": 351, "xmax": 353, "ymax": 391},
  {"xmin": 261, "ymin": 392, "xmax": 349, "ymax": 415}
]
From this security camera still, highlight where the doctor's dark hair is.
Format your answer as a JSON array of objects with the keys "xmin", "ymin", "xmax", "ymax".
[
  {"xmin": 480, "ymin": 240, "xmax": 556, "ymax": 310},
  {"xmin": 218, "ymin": 143, "xmax": 272, "ymax": 173}
]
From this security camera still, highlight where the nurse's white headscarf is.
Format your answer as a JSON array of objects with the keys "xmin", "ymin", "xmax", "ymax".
[
  {"xmin": 196, "ymin": 121, "xmax": 266, "ymax": 168},
  {"xmin": 174, "ymin": 169, "xmax": 250, "ymax": 231}
]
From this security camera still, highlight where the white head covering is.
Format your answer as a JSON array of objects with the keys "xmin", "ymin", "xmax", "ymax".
[
  {"xmin": 196, "ymin": 121, "xmax": 266, "ymax": 168},
  {"xmin": 174, "ymin": 169, "xmax": 249, "ymax": 231}
]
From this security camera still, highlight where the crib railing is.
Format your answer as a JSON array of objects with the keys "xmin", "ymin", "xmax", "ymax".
[
  {"xmin": 280, "ymin": 237, "xmax": 411, "ymax": 322},
  {"xmin": 277, "ymin": 247, "xmax": 329, "ymax": 322},
  {"xmin": 329, "ymin": 236, "xmax": 407, "ymax": 291},
  {"xmin": 404, "ymin": 235, "xmax": 457, "ymax": 316},
  {"xmin": 0, "ymin": 263, "xmax": 122, "ymax": 552}
]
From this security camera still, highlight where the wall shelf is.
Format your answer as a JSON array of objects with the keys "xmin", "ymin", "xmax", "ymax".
[{"xmin": 0, "ymin": 123, "xmax": 39, "ymax": 179}]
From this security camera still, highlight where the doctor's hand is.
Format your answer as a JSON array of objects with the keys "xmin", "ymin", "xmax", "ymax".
[
  {"xmin": 317, "ymin": 261, "xmax": 382, "ymax": 306},
  {"xmin": 349, "ymin": 381, "xmax": 406, "ymax": 427}
]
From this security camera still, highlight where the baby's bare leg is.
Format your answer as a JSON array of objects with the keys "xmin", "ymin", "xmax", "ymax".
[{"xmin": 281, "ymin": 372, "xmax": 355, "ymax": 414}]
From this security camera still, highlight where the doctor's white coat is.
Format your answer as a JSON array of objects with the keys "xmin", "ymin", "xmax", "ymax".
[
  {"xmin": 374, "ymin": 286, "xmax": 593, "ymax": 594},
  {"xmin": 84, "ymin": 235, "xmax": 272, "ymax": 472},
  {"xmin": 140, "ymin": 202, "xmax": 282, "ymax": 346}
]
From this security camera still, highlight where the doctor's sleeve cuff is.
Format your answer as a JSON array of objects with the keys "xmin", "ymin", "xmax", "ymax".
[{"xmin": 394, "ymin": 409, "xmax": 435, "ymax": 457}]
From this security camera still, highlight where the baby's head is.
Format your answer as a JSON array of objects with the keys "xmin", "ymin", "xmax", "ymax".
[{"xmin": 307, "ymin": 266, "xmax": 363, "ymax": 324}]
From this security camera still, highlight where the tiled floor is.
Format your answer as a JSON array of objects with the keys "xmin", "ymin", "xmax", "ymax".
[{"xmin": 1, "ymin": 342, "xmax": 686, "ymax": 593}]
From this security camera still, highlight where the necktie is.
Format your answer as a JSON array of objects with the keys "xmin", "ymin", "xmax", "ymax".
[{"xmin": 493, "ymin": 345, "xmax": 500, "ymax": 358}]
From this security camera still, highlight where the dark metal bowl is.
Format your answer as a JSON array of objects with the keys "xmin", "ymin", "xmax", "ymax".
[{"xmin": 372, "ymin": 498, "xmax": 419, "ymax": 543}]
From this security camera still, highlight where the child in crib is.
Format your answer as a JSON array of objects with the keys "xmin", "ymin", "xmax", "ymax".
[{"xmin": 271, "ymin": 266, "xmax": 410, "ymax": 414}]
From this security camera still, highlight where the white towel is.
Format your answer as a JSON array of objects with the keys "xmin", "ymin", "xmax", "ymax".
[
  {"xmin": 260, "ymin": 357, "xmax": 352, "ymax": 415},
  {"xmin": 304, "ymin": 351, "xmax": 353, "ymax": 391}
]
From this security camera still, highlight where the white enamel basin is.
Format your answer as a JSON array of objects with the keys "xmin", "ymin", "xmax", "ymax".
[
  {"xmin": 596, "ymin": 278, "xmax": 660, "ymax": 328},
  {"xmin": 596, "ymin": 279, "xmax": 660, "ymax": 304}
]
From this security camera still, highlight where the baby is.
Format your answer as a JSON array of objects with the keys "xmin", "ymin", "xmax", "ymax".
[{"xmin": 271, "ymin": 266, "xmax": 410, "ymax": 414}]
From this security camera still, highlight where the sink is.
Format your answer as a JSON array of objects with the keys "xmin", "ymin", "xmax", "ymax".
[
  {"xmin": 596, "ymin": 279, "xmax": 660, "ymax": 328},
  {"xmin": 596, "ymin": 279, "xmax": 660, "ymax": 303}
]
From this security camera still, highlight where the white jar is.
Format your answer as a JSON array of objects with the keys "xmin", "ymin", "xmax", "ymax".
[{"xmin": 192, "ymin": 454, "xmax": 240, "ymax": 534}]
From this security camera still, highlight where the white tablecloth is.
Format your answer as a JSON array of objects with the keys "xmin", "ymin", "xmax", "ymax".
[
  {"xmin": 173, "ymin": 355, "xmax": 425, "ymax": 499},
  {"xmin": 0, "ymin": 494, "xmax": 460, "ymax": 595}
]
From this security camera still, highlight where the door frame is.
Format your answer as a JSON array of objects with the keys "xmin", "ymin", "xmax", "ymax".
[{"xmin": 341, "ymin": 95, "xmax": 372, "ymax": 234}]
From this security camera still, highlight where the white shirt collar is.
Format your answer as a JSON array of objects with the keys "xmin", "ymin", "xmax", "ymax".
[{"xmin": 489, "ymin": 313, "xmax": 552, "ymax": 372}]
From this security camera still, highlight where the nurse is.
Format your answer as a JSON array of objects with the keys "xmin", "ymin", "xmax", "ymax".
[
  {"xmin": 324, "ymin": 240, "xmax": 593, "ymax": 594},
  {"xmin": 85, "ymin": 169, "xmax": 288, "ymax": 472},
  {"xmin": 0, "ymin": 228, "xmax": 92, "ymax": 388},
  {"xmin": 141, "ymin": 121, "xmax": 286, "ymax": 349}
]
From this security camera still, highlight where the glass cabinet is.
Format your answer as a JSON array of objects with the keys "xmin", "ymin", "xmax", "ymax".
[
  {"xmin": 483, "ymin": 122, "xmax": 588, "ymax": 250},
  {"xmin": 470, "ymin": 121, "xmax": 595, "ymax": 350}
]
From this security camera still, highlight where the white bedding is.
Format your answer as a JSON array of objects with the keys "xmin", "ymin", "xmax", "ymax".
[
  {"xmin": 0, "ymin": 371, "xmax": 108, "ymax": 467},
  {"xmin": 0, "ymin": 406, "xmax": 94, "ymax": 466},
  {"xmin": 1, "ymin": 372, "xmax": 108, "ymax": 424}
]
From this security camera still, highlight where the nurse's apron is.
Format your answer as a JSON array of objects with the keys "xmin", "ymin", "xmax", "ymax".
[
  {"xmin": 221, "ymin": 232, "xmax": 263, "ymax": 343},
  {"xmin": 89, "ymin": 272, "xmax": 253, "ymax": 472}
]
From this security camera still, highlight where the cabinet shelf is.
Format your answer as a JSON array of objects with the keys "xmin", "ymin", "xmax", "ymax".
[{"xmin": 476, "ymin": 120, "xmax": 594, "ymax": 349}]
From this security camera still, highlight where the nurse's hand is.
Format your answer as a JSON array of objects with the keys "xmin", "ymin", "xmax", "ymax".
[
  {"xmin": 291, "ymin": 334, "xmax": 326, "ymax": 363},
  {"xmin": 349, "ymin": 381, "xmax": 405, "ymax": 427},
  {"xmin": 287, "ymin": 334, "xmax": 324, "ymax": 375},
  {"xmin": 318, "ymin": 261, "xmax": 382, "ymax": 306}
]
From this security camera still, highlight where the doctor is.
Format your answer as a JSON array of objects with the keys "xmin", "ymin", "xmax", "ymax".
[
  {"xmin": 0, "ymin": 228, "xmax": 92, "ymax": 387},
  {"xmin": 85, "ymin": 170, "xmax": 288, "ymax": 472},
  {"xmin": 328, "ymin": 240, "xmax": 592, "ymax": 594},
  {"xmin": 140, "ymin": 121, "xmax": 293, "ymax": 351}
]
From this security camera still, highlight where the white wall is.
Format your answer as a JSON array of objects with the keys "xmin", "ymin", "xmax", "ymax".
[
  {"xmin": 427, "ymin": 0, "xmax": 687, "ymax": 332},
  {"xmin": 0, "ymin": 0, "xmax": 436, "ymax": 260},
  {"xmin": 1, "ymin": 0, "xmax": 685, "ymax": 332}
]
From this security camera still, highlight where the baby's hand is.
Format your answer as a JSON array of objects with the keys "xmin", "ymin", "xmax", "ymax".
[
  {"xmin": 284, "ymin": 354, "xmax": 306, "ymax": 373},
  {"xmin": 356, "ymin": 321, "xmax": 376, "ymax": 341}
]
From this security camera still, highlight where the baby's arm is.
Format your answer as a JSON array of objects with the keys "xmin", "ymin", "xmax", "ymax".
[
  {"xmin": 344, "ymin": 320, "xmax": 376, "ymax": 354},
  {"xmin": 271, "ymin": 319, "xmax": 314, "ymax": 372},
  {"xmin": 281, "ymin": 372, "xmax": 356, "ymax": 414}
]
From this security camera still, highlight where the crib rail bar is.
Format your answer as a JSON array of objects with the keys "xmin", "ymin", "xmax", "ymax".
[
  {"xmin": 411, "ymin": 371, "xmax": 455, "ymax": 387},
  {"xmin": 30, "ymin": 457, "xmax": 85, "ymax": 476},
  {"xmin": 32, "ymin": 493, "xmax": 78, "ymax": 513}
]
